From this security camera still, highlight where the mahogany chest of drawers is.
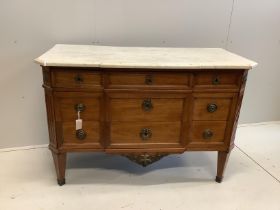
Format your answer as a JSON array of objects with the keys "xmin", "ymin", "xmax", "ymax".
[{"xmin": 35, "ymin": 45, "xmax": 257, "ymax": 185}]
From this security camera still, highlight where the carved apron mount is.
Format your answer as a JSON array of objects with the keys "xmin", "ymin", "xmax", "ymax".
[{"xmin": 123, "ymin": 153, "xmax": 168, "ymax": 167}]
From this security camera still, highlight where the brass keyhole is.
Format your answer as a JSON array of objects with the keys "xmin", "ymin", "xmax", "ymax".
[
  {"xmin": 212, "ymin": 76, "xmax": 220, "ymax": 85},
  {"xmin": 140, "ymin": 128, "xmax": 152, "ymax": 140},
  {"xmin": 142, "ymin": 99, "xmax": 153, "ymax": 112},
  {"xmin": 75, "ymin": 74, "xmax": 84, "ymax": 83},
  {"xmin": 145, "ymin": 75, "xmax": 153, "ymax": 85}
]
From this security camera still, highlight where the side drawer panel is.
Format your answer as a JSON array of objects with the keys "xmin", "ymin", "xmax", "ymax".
[{"xmin": 52, "ymin": 68, "xmax": 102, "ymax": 88}]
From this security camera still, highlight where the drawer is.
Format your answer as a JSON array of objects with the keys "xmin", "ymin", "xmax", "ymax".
[
  {"xmin": 194, "ymin": 72, "xmax": 242, "ymax": 89},
  {"xmin": 52, "ymin": 68, "xmax": 102, "ymax": 88},
  {"xmin": 108, "ymin": 72, "xmax": 190, "ymax": 88},
  {"xmin": 62, "ymin": 121, "xmax": 100, "ymax": 144},
  {"xmin": 192, "ymin": 93, "xmax": 237, "ymax": 121},
  {"xmin": 190, "ymin": 121, "xmax": 227, "ymax": 143},
  {"xmin": 110, "ymin": 98, "xmax": 184, "ymax": 122},
  {"xmin": 110, "ymin": 122, "xmax": 181, "ymax": 147},
  {"xmin": 54, "ymin": 92, "xmax": 101, "ymax": 122},
  {"xmin": 193, "ymin": 98, "xmax": 232, "ymax": 121}
]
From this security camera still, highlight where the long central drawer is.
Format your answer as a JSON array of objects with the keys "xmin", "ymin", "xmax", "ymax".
[
  {"xmin": 107, "ymin": 92, "xmax": 188, "ymax": 148},
  {"xmin": 110, "ymin": 122, "xmax": 181, "ymax": 146},
  {"xmin": 110, "ymin": 98, "xmax": 184, "ymax": 122}
]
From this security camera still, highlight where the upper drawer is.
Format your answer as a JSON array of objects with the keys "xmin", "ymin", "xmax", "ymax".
[
  {"xmin": 107, "ymin": 72, "xmax": 190, "ymax": 89},
  {"xmin": 194, "ymin": 72, "xmax": 242, "ymax": 89},
  {"xmin": 192, "ymin": 93, "xmax": 237, "ymax": 121},
  {"xmin": 53, "ymin": 92, "xmax": 101, "ymax": 122},
  {"xmin": 51, "ymin": 68, "xmax": 102, "ymax": 88},
  {"xmin": 110, "ymin": 98, "xmax": 184, "ymax": 122}
]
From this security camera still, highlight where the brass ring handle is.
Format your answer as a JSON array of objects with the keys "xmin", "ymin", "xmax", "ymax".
[
  {"xmin": 76, "ymin": 129, "xmax": 87, "ymax": 140},
  {"xmin": 145, "ymin": 75, "xmax": 153, "ymax": 85},
  {"xmin": 207, "ymin": 103, "xmax": 218, "ymax": 113},
  {"xmin": 203, "ymin": 129, "xmax": 213, "ymax": 140},
  {"xmin": 212, "ymin": 76, "xmax": 220, "ymax": 85},
  {"xmin": 74, "ymin": 74, "xmax": 84, "ymax": 83},
  {"xmin": 142, "ymin": 99, "xmax": 153, "ymax": 112},
  {"xmin": 74, "ymin": 103, "xmax": 86, "ymax": 112},
  {"xmin": 140, "ymin": 128, "xmax": 152, "ymax": 140}
]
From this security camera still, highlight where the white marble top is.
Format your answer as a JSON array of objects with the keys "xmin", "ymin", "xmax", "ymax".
[{"xmin": 35, "ymin": 44, "xmax": 257, "ymax": 70}]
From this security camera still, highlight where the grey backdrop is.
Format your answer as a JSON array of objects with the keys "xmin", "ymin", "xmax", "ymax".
[{"xmin": 0, "ymin": 0, "xmax": 279, "ymax": 148}]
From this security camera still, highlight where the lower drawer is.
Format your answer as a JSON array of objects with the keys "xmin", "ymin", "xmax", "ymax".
[
  {"xmin": 109, "ymin": 122, "xmax": 182, "ymax": 148},
  {"xmin": 190, "ymin": 121, "xmax": 227, "ymax": 143},
  {"xmin": 61, "ymin": 121, "xmax": 101, "ymax": 146}
]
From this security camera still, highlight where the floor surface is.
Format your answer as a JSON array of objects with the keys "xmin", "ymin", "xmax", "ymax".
[{"xmin": 0, "ymin": 122, "xmax": 279, "ymax": 210}]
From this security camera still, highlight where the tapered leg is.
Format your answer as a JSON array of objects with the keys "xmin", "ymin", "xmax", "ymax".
[
  {"xmin": 52, "ymin": 152, "xmax": 67, "ymax": 186},
  {"xmin": 216, "ymin": 151, "xmax": 230, "ymax": 183}
]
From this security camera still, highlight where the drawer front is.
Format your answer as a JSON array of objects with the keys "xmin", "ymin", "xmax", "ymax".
[
  {"xmin": 52, "ymin": 69, "xmax": 102, "ymax": 88},
  {"xmin": 54, "ymin": 92, "xmax": 100, "ymax": 122},
  {"xmin": 111, "ymin": 98, "xmax": 184, "ymax": 122},
  {"xmin": 108, "ymin": 72, "xmax": 190, "ymax": 88},
  {"xmin": 192, "ymin": 93, "xmax": 237, "ymax": 121},
  {"xmin": 190, "ymin": 121, "xmax": 227, "ymax": 143},
  {"xmin": 110, "ymin": 122, "xmax": 181, "ymax": 147},
  {"xmin": 62, "ymin": 121, "xmax": 100, "ymax": 144},
  {"xmin": 54, "ymin": 92, "xmax": 103, "ymax": 147},
  {"xmin": 194, "ymin": 72, "xmax": 242, "ymax": 89},
  {"xmin": 193, "ymin": 98, "xmax": 232, "ymax": 121}
]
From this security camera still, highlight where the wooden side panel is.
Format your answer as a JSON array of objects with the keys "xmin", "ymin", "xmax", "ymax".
[
  {"xmin": 228, "ymin": 71, "xmax": 248, "ymax": 149},
  {"xmin": 44, "ymin": 89, "xmax": 57, "ymax": 149},
  {"xmin": 42, "ymin": 67, "xmax": 51, "ymax": 87}
]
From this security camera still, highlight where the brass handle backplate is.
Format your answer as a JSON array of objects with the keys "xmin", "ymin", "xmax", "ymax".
[
  {"xmin": 145, "ymin": 75, "xmax": 153, "ymax": 85},
  {"xmin": 74, "ymin": 74, "xmax": 84, "ymax": 83},
  {"xmin": 207, "ymin": 103, "xmax": 218, "ymax": 113},
  {"xmin": 74, "ymin": 103, "xmax": 86, "ymax": 112},
  {"xmin": 76, "ymin": 129, "xmax": 87, "ymax": 140},
  {"xmin": 212, "ymin": 76, "xmax": 220, "ymax": 85},
  {"xmin": 203, "ymin": 129, "xmax": 213, "ymax": 140},
  {"xmin": 142, "ymin": 99, "xmax": 153, "ymax": 112},
  {"xmin": 140, "ymin": 128, "xmax": 152, "ymax": 140}
]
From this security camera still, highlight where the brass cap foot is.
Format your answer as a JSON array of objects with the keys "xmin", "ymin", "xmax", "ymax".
[
  {"xmin": 57, "ymin": 178, "xmax": 65, "ymax": 186},
  {"xmin": 215, "ymin": 176, "xmax": 223, "ymax": 183}
]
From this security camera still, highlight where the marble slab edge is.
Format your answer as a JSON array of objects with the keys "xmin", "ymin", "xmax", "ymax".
[{"xmin": 34, "ymin": 59, "xmax": 257, "ymax": 70}]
